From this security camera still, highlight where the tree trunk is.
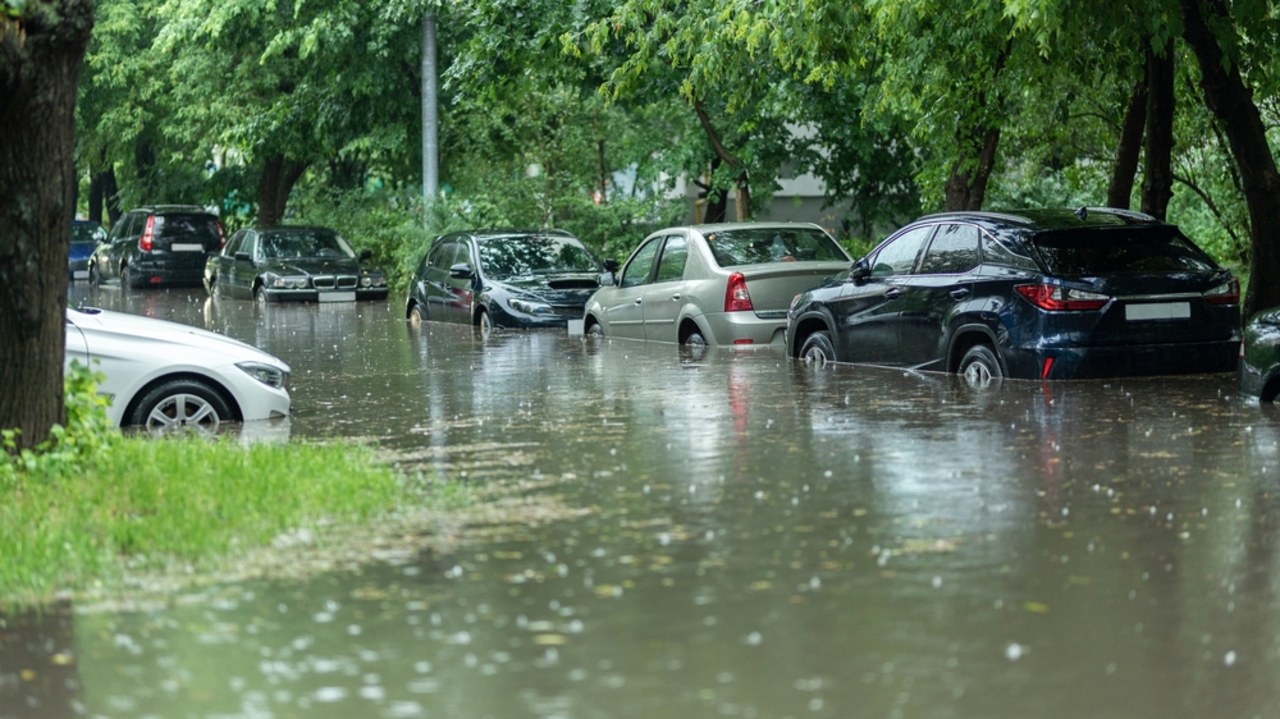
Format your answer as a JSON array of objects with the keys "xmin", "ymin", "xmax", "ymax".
[
  {"xmin": 692, "ymin": 97, "xmax": 753, "ymax": 221},
  {"xmin": 1180, "ymin": 0, "xmax": 1280, "ymax": 320},
  {"xmin": 943, "ymin": 126, "xmax": 1001, "ymax": 211},
  {"xmin": 1108, "ymin": 76, "xmax": 1148, "ymax": 208},
  {"xmin": 88, "ymin": 154, "xmax": 119, "ymax": 227},
  {"xmin": 256, "ymin": 153, "xmax": 308, "ymax": 227},
  {"xmin": 0, "ymin": 2, "xmax": 96, "ymax": 450},
  {"xmin": 1140, "ymin": 42, "xmax": 1175, "ymax": 220}
]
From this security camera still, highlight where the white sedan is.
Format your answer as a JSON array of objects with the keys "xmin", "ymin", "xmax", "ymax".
[{"xmin": 65, "ymin": 307, "xmax": 291, "ymax": 433}]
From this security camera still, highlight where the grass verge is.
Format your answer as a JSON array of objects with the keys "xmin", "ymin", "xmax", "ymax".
[{"xmin": 0, "ymin": 436, "xmax": 414, "ymax": 607}]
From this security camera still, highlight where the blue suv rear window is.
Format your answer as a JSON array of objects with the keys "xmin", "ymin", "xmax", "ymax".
[{"xmin": 1031, "ymin": 228, "xmax": 1218, "ymax": 275}]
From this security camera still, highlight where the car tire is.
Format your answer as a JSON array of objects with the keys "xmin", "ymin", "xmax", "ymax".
[
  {"xmin": 586, "ymin": 320, "xmax": 604, "ymax": 338},
  {"xmin": 88, "ymin": 264, "xmax": 100, "ymax": 287},
  {"xmin": 204, "ymin": 273, "xmax": 216, "ymax": 295},
  {"xmin": 477, "ymin": 310, "xmax": 493, "ymax": 333},
  {"xmin": 255, "ymin": 285, "xmax": 269, "ymax": 304},
  {"xmin": 684, "ymin": 330, "xmax": 707, "ymax": 347},
  {"xmin": 120, "ymin": 265, "xmax": 134, "ymax": 290},
  {"xmin": 799, "ymin": 331, "xmax": 837, "ymax": 367},
  {"xmin": 959, "ymin": 344, "xmax": 1002, "ymax": 389},
  {"xmin": 127, "ymin": 379, "xmax": 233, "ymax": 435},
  {"xmin": 408, "ymin": 303, "xmax": 425, "ymax": 327}
]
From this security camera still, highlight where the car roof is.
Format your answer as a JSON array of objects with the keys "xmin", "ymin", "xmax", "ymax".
[
  {"xmin": 132, "ymin": 204, "xmax": 215, "ymax": 215},
  {"xmin": 249, "ymin": 225, "xmax": 337, "ymax": 234},
  {"xmin": 912, "ymin": 207, "xmax": 1167, "ymax": 235},
  {"xmin": 679, "ymin": 221, "xmax": 829, "ymax": 234}
]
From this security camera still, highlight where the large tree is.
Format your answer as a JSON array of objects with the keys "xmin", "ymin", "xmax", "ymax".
[{"xmin": 1, "ymin": 1, "xmax": 96, "ymax": 450}]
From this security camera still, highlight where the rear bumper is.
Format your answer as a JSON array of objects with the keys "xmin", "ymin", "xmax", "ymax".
[
  {"xmin": 1004, "ymin": 337, "xmax": 1240, "ymax": 380},
  {"xmin": 128, "ymin": 258, "xmax": 208, "ymax": 287},
  {"xmin": 702, "ymin": 311, "xmax": 787, "ymax": 347}
]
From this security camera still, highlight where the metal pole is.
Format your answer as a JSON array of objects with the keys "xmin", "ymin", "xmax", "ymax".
[{"xmin": 421, "ymin": 11, "xmax": 439, "ymax": 223}]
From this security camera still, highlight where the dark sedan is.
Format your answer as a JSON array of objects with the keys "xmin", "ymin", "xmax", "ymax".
[
  {"xmin": 204, "ymin": 226, "xmax": 388, "ymax": 302},
  {"xmin": 405, "ymin": 229, "xmax": 604, "ymax": 330},
  {"xmin": 787, "ymin": 207, "xmax": 1241, "ymax": 384}
]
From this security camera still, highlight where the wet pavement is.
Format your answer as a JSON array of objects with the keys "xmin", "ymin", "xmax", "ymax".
[{"xmin": 4, "ymin": 284, "xmax": 1280, "ymax": 718}]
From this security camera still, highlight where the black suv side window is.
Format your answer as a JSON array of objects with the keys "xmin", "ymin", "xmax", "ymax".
[
  {"xmin": 427, "ymin": 239, "xmax": 457, "ymax": 269},
  {"xmin": 981, "ymin": 232, "xmax": 1040, "ymax": 271},
  {"xmin": 918, "ymin": 224, "xmax": 981, "ymax": 274},
  {"xmin": 224, "ymin": 230, "xmax": 246, "ymax": 256},
  {"xmin": 870, "ymin": 226, "xmax": 934, "ymax": 278}
]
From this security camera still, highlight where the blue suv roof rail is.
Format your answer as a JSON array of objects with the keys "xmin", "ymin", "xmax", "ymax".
[{"xmin": 1078, "ymin": 206, "xmax": 1159, "ymax": 223}]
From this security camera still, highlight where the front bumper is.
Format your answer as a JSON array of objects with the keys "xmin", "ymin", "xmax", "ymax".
[{"xmin": 261, "ymin": 288, "xmax": 389, "ymax": 303}]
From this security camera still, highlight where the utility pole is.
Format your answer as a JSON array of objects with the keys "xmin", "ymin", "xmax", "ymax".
[{"xmin": 421, "ymin": 11, "xmax": 439, "ymax": 226}]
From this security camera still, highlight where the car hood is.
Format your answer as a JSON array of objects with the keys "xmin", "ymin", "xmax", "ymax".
[
  {"xmin": 67, "ymin": 307, "xmax": 290, "ymax": 370},
  {"xmin": 258, "ymin": 257, "xmax": 365, "ymax": 275},
  {"xmin": 493, "ymin": 274, "xmax": 600, "ymax": 301}
]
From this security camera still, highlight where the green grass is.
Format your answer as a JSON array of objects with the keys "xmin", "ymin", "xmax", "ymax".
[{"xmin": 0, "ymin": 437, "xmax": 409, "ymax": 605}]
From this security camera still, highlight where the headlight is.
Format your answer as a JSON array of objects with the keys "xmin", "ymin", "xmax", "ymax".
[
  {"xmin": 237, "ymin": 361, "xmax": 287, "ymax": 389},
  {"xmin": 510, "ymin": 298, "xmax": 552, "ymax": 315},
  {"xmin": 361, "ymin": 273, "xmax": 387, "ymax": 288},
  {"xmin": 268, "ymin": 275, "xmax": 309, "ymax": 289}
]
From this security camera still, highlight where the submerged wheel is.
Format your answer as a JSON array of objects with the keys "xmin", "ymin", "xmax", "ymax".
[
  {"xmin": 799, "ymin": 331, "xmax": 836, "ymax": 367},
  {"xmin": 958, "ymin": 344, "xmax": 1002, "ymax": 388},
  {"xmin": 477, "ymin": 310, "xmax": 493, "ymax": 333},
  {"xmin": 88, "ymin": 263, "xmax": 101, "ymax": 287},
  {"xmin": 120, "ymin": 265, "xmax": 134, "ymax": 289},
  {"xmin": 408, "ymin": 303, "xmax": 425, "ymax": 326},
  {"xmin": 585, "ymin": 320, "xmax": 604, "ymax": 338},
  {"xmin": 684, "ymin": 330, "xmax": 707, "ymax": 347},
  {"xmin": 127, "ymin": 379, "xmax": 233, "ymax": 435}
]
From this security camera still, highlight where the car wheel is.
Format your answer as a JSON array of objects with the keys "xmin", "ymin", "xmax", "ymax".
[
  {"xmin": 127, "ymin": 379, "xmax": 233, "ymax": 435},
  {"xmin": 88, "ymin": 263, "xmax": 100, "ymax": 287},
  {"xmin": 799, "ymin": 331, "xmax": 836, "ymax": 367},
  {"xmin": 586, "ymin": 320, "xmax": 604, "ymax": 338},
  {"xmin": 959, "ymin": 344, "xmax": 1002, "ymax": 389},
  {"xmin": 120, "ymin": 265, "xmax": 134, "ymax": 289},
  {"xmin": 254, "ymin": 285, "xmax": 268, "ymax": 304},
  {"xmin": 408, "ymin": 303, "xmax": 425, "ymax": 327},
  {"xmin": 204, "ymin": 273, "xmax": 216, "ymax": 295},
  {"xmin": 684, "ymin": 330, "xmax": 707, "ymax": 347},
  {"xmin": 477, "ymin": 309, "xmax": 493, "ymax": 333}
]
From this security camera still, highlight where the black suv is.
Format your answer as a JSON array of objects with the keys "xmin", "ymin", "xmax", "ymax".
[
  {"xmin": 89, "ymin": 205, "xmax": 225, "ymax": 289},
  {"xmin": 786, "ymin": 207, "xmax": 1241, "ymax": 383}
]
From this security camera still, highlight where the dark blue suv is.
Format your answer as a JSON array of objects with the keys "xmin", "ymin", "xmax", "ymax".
[{"xmin": 786, "ymin": 208, "xmax": 1240, "ymax": 383}]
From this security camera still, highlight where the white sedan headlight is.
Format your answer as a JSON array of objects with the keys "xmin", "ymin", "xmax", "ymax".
[{"xmin": 237, "ymin": 361, "xmax": 288, "ymax": 389}]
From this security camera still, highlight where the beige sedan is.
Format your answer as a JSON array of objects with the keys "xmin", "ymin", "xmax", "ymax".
[{"xmin": 583, "ymin": 222, "xmax": 852, "ymax": 347}]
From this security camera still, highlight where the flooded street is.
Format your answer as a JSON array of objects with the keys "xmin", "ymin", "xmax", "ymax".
[{"xmin": 5, "ymin": 285, "xmax": 1280, "ymax": 718}]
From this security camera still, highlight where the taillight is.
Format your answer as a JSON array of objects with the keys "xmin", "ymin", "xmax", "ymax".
[
  {"xmin": 138, "ymin": 215, "xmax": 155, "ymax": 252},
  {"xmin": 724, "ymin": 272, "xmax": 754, "ymax": 312},
  {"xmin": 1205, "ymin": 278, "xmax": 1240, "ymax": 305},
  {"xmin": 1015, "ymin": 283, "xmax": 1109, "ymax": 311}
]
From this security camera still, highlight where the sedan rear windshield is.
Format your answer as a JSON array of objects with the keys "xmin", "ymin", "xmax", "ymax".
[
  {"xmin": 479, "ymin": 236, "xmax": 599, "ymax": 279},
  {"xmin": 1030, "ymin": 228, "xmax": 1219, "ymax": 275},
  {"xmin": 705, "ymin": 227, "xmax": 847, "ymax": 267}
]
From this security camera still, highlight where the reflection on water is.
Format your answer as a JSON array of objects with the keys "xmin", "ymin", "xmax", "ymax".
[{"xmin": 5, "ymin": 284, "xmax": 1279, "ymax": 717}]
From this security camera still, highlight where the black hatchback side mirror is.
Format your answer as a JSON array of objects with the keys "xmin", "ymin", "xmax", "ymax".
[
  {"xmin": 449, "ymin": 262, "xmax": 474, "ymax": 279},
  {"xmin": 850, "ymin": 259, "xmax": 871, "ymax": 284}
]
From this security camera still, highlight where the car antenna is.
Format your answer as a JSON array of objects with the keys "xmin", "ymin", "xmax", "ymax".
[{"xmin": 1074, "ymin": 206, "xmax": 1088, "ymax": 221}]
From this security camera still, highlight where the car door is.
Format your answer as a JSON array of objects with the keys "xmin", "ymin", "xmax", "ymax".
[
  {"xmin": 892, "ymin": 223, "xmax": 982, "ymax": 369},
  {"xmin": 421, "ymin": 239, "xmax": 459, "ymax": 322},
  {"xmin": 448, "ymin": 239, "xmax": 480, "ymax": 324},
  {"xmin": 829, "ymin": 225, "xmax": 936, "ymax": 364},
  {"xmin": 99, "ymin": 213, "xmax": 135, "ymax": 279},
  {"xmin": 642, "ymin": 234, "xmax": 689, "ymax": 342},
  {"xmin": 602, "ymin": 236, "xmax": 662, "ymax": 340},
  {"xmin": 226, "ymin": 230, "xmax": 261, "ymax": 299}
]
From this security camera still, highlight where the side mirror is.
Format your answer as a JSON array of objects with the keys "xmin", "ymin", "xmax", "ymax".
[
  {"xmin": 850, "ymin": 259, "xmax": 871, "ymax": 284},
  {"xmin": 603, "ymin": 258, "xmax": 620, "ymax": 273},
  {"xmin": 449, "ymin": 262, "xmax": 474, "ymax": 279},
  {"xmin": 234, "ymin": 251, "xmax": 251, "ymax": 262}
]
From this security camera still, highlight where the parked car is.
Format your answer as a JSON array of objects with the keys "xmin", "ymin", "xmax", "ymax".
[
  {"xmin": 68, "ymin": 219, "xmax": 105, "ymax": 281},
  {"xmin": 583, "ymin": 222, "xmax": 852, "ymax": 346},
  {"xmin": 1238, "ymin": 307, "xmax": 1280, "ymax": 401},
  {"xmin": 405, "ymin": 229, "xmax": 604, "ymax": 329},
  {"xmin": 786, "ymin": 207, "xmax": 1241, "ymax": 383},
  {"xmin": 89, "ymin": 205, "xmax": 224, "ymax": 289},
  {"xmin": 65, "ymin": 306, "xmax": 291, "ymax": 433},
  {"xmin": 204, "ymin": 225, "xmax": 388, "ymax": 303}
]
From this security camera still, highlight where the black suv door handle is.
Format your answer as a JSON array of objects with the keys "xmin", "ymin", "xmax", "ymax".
[
  {"xmin": 884, "ymin": 287, "xmax": 902, "ymax": 300},
  {"xmin": 949, "ymin": 287, "xmax": 971, "ymax": 300}
]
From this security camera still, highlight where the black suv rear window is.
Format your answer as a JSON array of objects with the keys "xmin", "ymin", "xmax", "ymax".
[
  {"xmin": 154, "ymin": 214, "xmax": 220, "ymax": 243},
  {"xmin": 1031, "ymin": 227, "xmax": 1218, "ymax": 275}
]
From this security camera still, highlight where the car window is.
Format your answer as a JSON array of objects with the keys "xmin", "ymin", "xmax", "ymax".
[
  {"xmin": 654, "ymin": 236, "xmax": 688, "ymax": 283},
  {"xmin": 152, "ymin": 213, "xmax": 220, "ymax": 243},
  {"xmin": 1031, "ymin": 227, "xmax": 1219, "ymax": 275},
  {"xmin": 477, "ymin": 236, "xmax": 600, "ymax": 280},
  {"xmin": 704, "ymin": 226, "xmax": 846, "ymax": 267},
  {"xmin": 869, "ymin": 226, "xmax": 933, "ymax": 278},
  {"xmin": 243, "ymin": 232, "xmax": 259, "ymax": 259},
  {"xmin": 71, "ymin": 222, "xmax": 105, "ymax": 244},
  {"xmin": 981, "ymin": 232, "xmax": 1040, "ymax": 271},
  {"xmin": 261, "ymin": 230, "xmax": 354, "ymax": 259},
  {"xmin": 620, "ymin": 237, "xmax": 661, "ymax": 288},
  {"xmin": 427, "ymin": 240, "xmax": 458, "ymax": 270},
  {"xmin": 224, "ymin": 230, "xmax": 246, "ymax": 256},
  {"xmin": 454, "ymin": 240, "xmax": 475, "ymax": 270},
  {"xmin": 918, "ymin": 224, "xmax": 981, "ymax": 274}
]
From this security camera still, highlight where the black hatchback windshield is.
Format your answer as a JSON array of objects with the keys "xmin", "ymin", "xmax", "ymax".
[
  {"xmin": 478, "ymin": 236, "xmax": 599, "ymax": 279},
  {"xmin": 704, "ymin": 227, "xmax": 847, "ymax": 267},
  {"xmin": 1031, "ymin": 227, "xmax": 1219, "ymax": 275}
]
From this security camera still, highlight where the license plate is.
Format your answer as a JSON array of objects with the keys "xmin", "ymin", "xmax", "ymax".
[
  {"xmin": 1125, "ymin": 302, "xmax": 1190, "ymax": 321},
  {"xmin": 72, "ymin": 270, "xmax": 89, "ymax": 279},
  {"xmin": 171, "ymin": 243, "xmax": 204, "ymax": 252},
  {"xmin": 317, "ymin": 291, "xmax": 356, "ymax": 302}
]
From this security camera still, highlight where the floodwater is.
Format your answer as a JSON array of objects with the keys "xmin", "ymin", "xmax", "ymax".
[{"xmin": 4, "ymin": 284, "xmax": 1280, "ymax": 718}]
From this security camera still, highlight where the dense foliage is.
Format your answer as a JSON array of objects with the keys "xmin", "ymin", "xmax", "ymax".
[{"xmin": 71, "ymin": 1, "xmax": 1280, "ymax": 272}]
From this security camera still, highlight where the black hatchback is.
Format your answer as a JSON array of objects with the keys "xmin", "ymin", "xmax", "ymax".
[
  {"xmin": 786, "ymin": 207, "xmax": 1241, "ymax": 383},
  {"xmin": 89, "ymin": 205, "xmax": 224, "ymax": 289},
  {"xmin": 405, "ymin": 229, "xmax": 605, "ymax": 330}
]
